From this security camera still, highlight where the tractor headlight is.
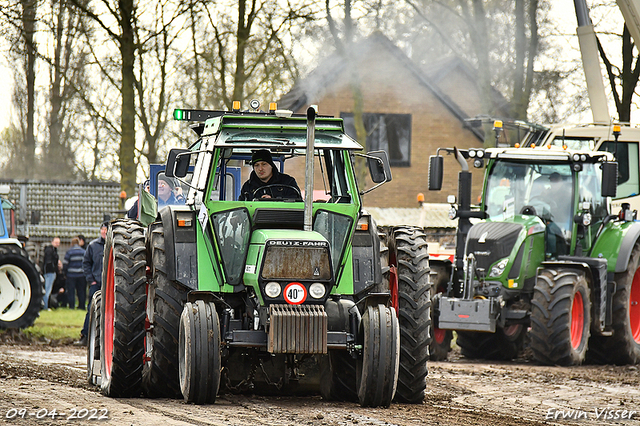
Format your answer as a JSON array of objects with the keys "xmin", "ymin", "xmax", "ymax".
[
  {"xmin": 582, "ymin": 213, "xmax": 592, "ymax": 227},
  {"xmin": 309, "ymin": 283, "xmax": 326, "ymax": 299},
  {"xmin": 489, "ymin": 258, "xmax": 509, "ymax": 278},
  {"xmin": 265, "ymin": 282, "xmax": 281, "ymax": 298}
]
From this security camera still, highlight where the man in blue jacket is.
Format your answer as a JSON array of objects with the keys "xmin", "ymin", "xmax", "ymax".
[
  {"xmin": 75, "ymin": 222, "xmax": 108, "ymax": 346},
  {"xmin": 63, "ymin": 237, "xmax": 86, "ymax": 309}
]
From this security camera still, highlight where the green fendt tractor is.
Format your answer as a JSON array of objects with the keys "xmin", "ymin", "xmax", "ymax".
[
  {"xmin": 88, "ymin": 103, "xmax": 431, "ymax": 406},
  {"xmin": 428, "ymin": 145, "xmax": 640, "ymax": 366}
]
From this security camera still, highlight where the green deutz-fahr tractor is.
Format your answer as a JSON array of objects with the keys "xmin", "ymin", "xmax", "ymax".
[
  {"xmin": 428, "ymin": 145, "xmax": 640, "ymax": 366},
  {"xmin": 87, "ymin": 103, "xmax": 431, "ymax": 406}
]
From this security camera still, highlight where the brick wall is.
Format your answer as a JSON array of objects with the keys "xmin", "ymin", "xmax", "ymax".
[{"xmin": 288, "ymin": 49, "xmax": 486, "ymax": 208}]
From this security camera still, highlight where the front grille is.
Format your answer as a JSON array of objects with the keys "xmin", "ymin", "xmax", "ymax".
[
  {"xmin": 253, "ymin": 208, "xmax": 303, "ymax": 229},
  {"xmin": 466, "ymin": 222, "xmax": 523, "ymax": 272},
  {"xmin": 268, "ymin": 304, "xmax": 328, "ymax": 354}
]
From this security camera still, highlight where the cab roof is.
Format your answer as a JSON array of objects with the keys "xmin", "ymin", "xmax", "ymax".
[
  {"xmin": 200, "ymin": 113, "xmax": 363, "ymax": 151},
  {"xmin": 485, "ymin": 146, "xmax": 615, "ymax": 163}
]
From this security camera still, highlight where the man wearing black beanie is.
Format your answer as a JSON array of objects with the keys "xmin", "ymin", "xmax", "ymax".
[{"xmin": 238, "ymin": 149, "xmax": 301, "ymax": 201}]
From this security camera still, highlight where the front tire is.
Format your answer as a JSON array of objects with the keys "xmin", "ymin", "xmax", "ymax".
[
  {"xmin": 100, "ymin": 220, "xmax": 147, "ymax": 397},
  {"xmin": 456, "ymin": 324, "xmax": 524, "ymax": 360},
  {"xmin": 179, "ymin": 300, "xmax": 221, "ymax": 404},
  {"xmin": 357, "ymin": 304, "xmax": 399, "ymax": 408},
  {"xmin": 87, "ymin": 290, "xmax": 102, "ymax": 386},
  {"xmin": 588, "ymin": 242, "xmax": 640, "ymax": 364},
  {"xmin": 429, "ymin": 262, "xmax": 452, "ymax": 361},
  {"xmin": 530, "ymin": 268, "xmax": 590, "ymax": 366}
]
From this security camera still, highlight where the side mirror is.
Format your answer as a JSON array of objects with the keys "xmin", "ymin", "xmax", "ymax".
[
  {"xmin": 366, "ymin": 151, "xmax": 392, "ymax": 184},
  {"xmin": 601, "ymin": 161, "xmax": 617, "ymax": 198},
  {"xmin": 428, "ymin": 155, "xmax": 444, "ymax": 191},
  {"xmin": 166, "ymin": 148, "xmax": 190, "ymax": 178}
]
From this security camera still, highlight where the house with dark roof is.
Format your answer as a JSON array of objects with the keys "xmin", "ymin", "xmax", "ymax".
[{"xmin": 279, "ymin": 32, "xmax": 510, "ymax": 208}]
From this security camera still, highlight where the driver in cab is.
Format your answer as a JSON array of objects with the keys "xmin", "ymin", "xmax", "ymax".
[{"xmin": 238, "ymin": 149, "xmax": 301, "ymax": 201}]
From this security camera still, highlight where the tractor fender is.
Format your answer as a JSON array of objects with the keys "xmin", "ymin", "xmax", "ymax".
[
  {"xmin": 540, "ymin": 259, "xmax": 595, "ymax": 289},
  {"xmin": 352, "ymin": 212, "xmax": 382, "ymax": 296},
  {"xmin": 614, "ymin": 221, "xmax": 640, "ymax": 273},
  {"xmin": 159, "ymin": 205, "xmax": 198, "ymax": 290}
]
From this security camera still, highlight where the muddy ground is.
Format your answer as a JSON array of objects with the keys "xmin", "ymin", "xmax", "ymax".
[{"xmin": 0, "ymin": 336, "xmax": 638, "ymax": 426}]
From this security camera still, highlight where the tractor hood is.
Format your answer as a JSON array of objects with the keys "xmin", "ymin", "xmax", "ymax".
[
  {"xmin": 243, "ymin": 229, "xmax": 334, "ymax": 306},
  {"xmin": 465, "ymin": 215, "xmax": 546, "ymax": 291}
]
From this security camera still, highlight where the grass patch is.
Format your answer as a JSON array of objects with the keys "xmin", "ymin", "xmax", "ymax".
[{"xmin": 1, "ymin": 308, "xmax": 86, "ymax": 343}]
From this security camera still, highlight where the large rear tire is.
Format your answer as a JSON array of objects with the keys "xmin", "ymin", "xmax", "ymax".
[
  {"xmin": 100, "ymin": 220, "xmax": 147, "ymax": 397},
  {"xmin": 357, "ymin": 304, "xmax": 399, "ymax": 408},
  {"xmin": 429, "ymin": 262, "xmax": 452, "ymax": 361},
  {"xmin": 530, "ymin": 268, "xmax": 590, "ymax": 366},
  {"xmin": 179, "ymin": 300, "xmax": 221, "ymax": 404},
  {"xmin": 391, "ymin": 226, "xmax": 431, "ymax": 404},
  {"xmin": 319, "ymin": 350, "xmax": 358, "ymax": 402},
  {"xmin": 87, "ymin": 290, "xmax": 102, "ymax": 386},
  {"xmin": 456, "ymin": 324, "xmax": 525, "ymax": 360},
  {"xmin": 0, "ymin": 244, "xmax": 44, "ymax": 329},
  {"xmin": 588, "ymin": 242, "xmax": 640, "ymax": 364},
  {"xmin": 142, "ymin": 223, "xmax": 187, "ymax": 398}
]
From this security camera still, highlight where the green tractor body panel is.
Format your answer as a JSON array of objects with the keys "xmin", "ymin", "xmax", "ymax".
[
  {"xmin": 590, "ymin": 219, "xmax": 640, "ymax": 273},
  {"xmin": 479, "ymin": 215, "xmax": 547, "ymax": 292}
]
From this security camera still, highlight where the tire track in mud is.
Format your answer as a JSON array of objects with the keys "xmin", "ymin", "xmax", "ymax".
[{"xmin": 1, "ymin": 344, "xmax": 638, "ymax": 426}]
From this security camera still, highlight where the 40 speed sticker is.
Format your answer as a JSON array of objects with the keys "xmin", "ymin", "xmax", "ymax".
[{"xmin": 284, "ymin": 282, "xmax": 307, "ymax": 305}]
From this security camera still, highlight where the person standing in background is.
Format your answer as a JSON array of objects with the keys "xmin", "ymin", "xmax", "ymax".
[
  {"xmin": 75, "ymin": 222, "xmax": 108, "ymax": 346},
  {"xmin": 63, "ymin": 237, "xmax": 87, "ymax": 309},
  {"xmin": 42, "ymin": 237, "xmax": 61, "ymax": 310}
]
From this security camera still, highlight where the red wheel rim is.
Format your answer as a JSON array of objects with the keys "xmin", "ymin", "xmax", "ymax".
[
  {"xmin": 570, "ymin": 290, "xmax": 585, "ymax": 349},
  {"xmin": 104, "ymin": 247, "xmax": 115, "ymax": 379},
  {"xmin": 503, "ymin": 324, "xmax": 521, "ymax": 338},
  {"xmin": 631, "ymin": 269, "xmax": 640, "ymax": 344}
]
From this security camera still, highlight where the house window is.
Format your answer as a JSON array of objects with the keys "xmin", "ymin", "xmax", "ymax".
[{"xmin": 342, "ymin": 113, "xmax": 412, "ymax": 167}]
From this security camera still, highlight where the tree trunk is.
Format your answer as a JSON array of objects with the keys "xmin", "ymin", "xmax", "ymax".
[
  {"xmin": 619, "ymin": 25, "xmax": 639, "ymax": 123},
  {"xmin": 21, "ymin": 0, "xmax": 37, "ymax": 172},
  {"xmin": 120, "ymin": 0, "xmax": 136, "ymax": 198},
  {"xmin": 233, "ymin": 0, "xmax": 250, "ymax": 103}
]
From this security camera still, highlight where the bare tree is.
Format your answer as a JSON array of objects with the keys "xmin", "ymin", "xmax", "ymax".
[
  {"xmin": 68, "ymin": 0, "xmax": 139, "ymax": 195},
  {"xmin": 403, "ymin": 0, "xmax": 547, "ymax": 123},
  {"xmin": 180, "ymin": 0, "xmax": 315, "ymax": 111},
  {"xmin": 597, "ymin": 25, "xmax": 640, "ymax": 123},
  {"xmin": 44, "ymin": 0, "xmax": 89, "ymax": 179}
]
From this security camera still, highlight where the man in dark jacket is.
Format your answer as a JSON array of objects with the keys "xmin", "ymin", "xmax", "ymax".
[
  {"xmin": 42, "ymin": 237, "xmax": 61, "ymax": 310},
  {"xmin": 75, "ymin": 222, "xmax": 108, "ymax": 346},
  {"xmin": 238, "ymin": 149, "xmax": 301, "ymax": 201},
  {"xmin": 63, "ymin": 237, "xmax": 86, "ymax": 309}
]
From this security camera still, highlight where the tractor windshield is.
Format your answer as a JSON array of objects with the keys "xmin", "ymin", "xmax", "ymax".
[
  {"xmin": 485, "ymin": 161, "xmax": 574, "ymax": 253},
  {"xmin": 210, "ymin": 147, "xmax": 354, "ymax": 203}
]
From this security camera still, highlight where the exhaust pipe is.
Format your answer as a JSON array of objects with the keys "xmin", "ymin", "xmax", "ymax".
[{"xmin": 304, "ymin": 106, "xmax": 316, "ymax": 232}]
